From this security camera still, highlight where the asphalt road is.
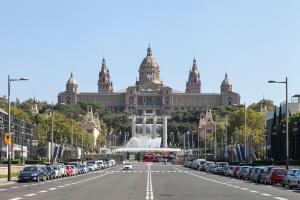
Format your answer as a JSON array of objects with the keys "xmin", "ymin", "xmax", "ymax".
[{"xmin": 0, "ymin": 163, "xmax": 300, "ymax": 200}]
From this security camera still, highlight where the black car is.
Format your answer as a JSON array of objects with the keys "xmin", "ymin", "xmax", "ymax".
[
  {"xmin": 18, "ymin": 166, "xmax": 47, "ymax": 182},
  {"xmin": 46, "ymin": 166, "xmax": 56, "ymax": 179}
]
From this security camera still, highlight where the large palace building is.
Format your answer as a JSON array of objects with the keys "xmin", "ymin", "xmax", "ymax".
[{"xmin": 58, "ymin": 46, "xmax": 240, "ymax": 115}]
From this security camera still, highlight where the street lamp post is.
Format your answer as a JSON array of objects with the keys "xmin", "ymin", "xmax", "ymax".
[
  {"xmin": 268, "ymin": 77, "xmax": 289, "ymax": 169},
  {"xmin": 50, "ymin": 103, "xmax": 54, "ymax": 164},
  {"xmin": 214, "ymin": 122, "xmax": 217, "ymax": 160},
  {"xmin": 244, "ymin": 103, "xmax": 247, "ymax": 163},
  {"xmin": 225, "ymin": 115, "xmax": 228, "ymax": 162},
  {"xmin": 7, "ymin": 75, "xmax": 28, "ymax": 181},
  {"xmin": 78, "ymin": 114, "xmax": 84, "ymax": 164}
]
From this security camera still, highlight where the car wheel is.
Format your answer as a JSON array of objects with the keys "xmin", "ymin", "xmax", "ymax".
[{"xmin": 288, "ymin": 182, "xmax": 293, "ymax": 189}]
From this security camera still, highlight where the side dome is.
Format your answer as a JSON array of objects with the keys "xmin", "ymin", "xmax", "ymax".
[
  {"xmin": 67, "ymin": 72, "xmax": 77, "ymax": 85},
  {"xmin": 220, "ymin": 73, "xmax": 232, "ymax": 93}
]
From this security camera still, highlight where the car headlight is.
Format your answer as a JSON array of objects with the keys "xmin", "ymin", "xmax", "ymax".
[{"xmin": 31, "ymin": 173, "xmax": 38, "ymax": 176}]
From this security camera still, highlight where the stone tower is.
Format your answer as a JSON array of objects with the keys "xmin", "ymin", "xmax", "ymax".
[
  {"xmin": 185, "ymin": 58, "xmax": 201, "ymax": 93},
  {"xmin": 98, "ymin": 58, "xmax": 113, "ymax": 93},
  {"xmin": 220, "ymin": 73, "xmax": 232, "ymax": 94},
  {"xmin": 66, "ymin": 72, "xmax": 79, "ymax": 94},
  {"xmin": 138, "ymin": 46, "xmax": 161, "ymax": 85},
  {"xmin": 31, "ymin": 98, "xmax": 39, "ymax": 115}
]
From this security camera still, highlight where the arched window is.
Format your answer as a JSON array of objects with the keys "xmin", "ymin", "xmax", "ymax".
[
  {"xmin": 227, "ymin": 97, "xmax": 232, "ymax": 105},
  {"xmin": 66, "ymin": 96, "xmax": 71, "ymax": 104}
]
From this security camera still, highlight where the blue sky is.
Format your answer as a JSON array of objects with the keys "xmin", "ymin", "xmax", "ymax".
[{"xmin": 0, "ymin": 0, "xmax": 299, "ymax": 106}]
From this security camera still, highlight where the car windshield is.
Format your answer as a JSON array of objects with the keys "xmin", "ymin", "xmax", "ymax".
[
  {"xmin": 23, "ymin": 166, "xmax": 38, "ymax": 172},
  {"xmin": 46, "ymin": 167, "xmax": 52, "ymax": 171}
]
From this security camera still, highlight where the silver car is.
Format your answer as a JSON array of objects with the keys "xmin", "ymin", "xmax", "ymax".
[{"xmin": 288, "ymin": 169, "xmax": 300, "ymax": 189}]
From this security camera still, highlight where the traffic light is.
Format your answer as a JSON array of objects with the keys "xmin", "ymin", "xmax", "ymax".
[{"xmin": 5, "ymin": 133, "xmax": 11, "ymax": 145}]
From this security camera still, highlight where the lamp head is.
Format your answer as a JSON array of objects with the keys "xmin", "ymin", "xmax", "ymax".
[{"xmin": 268, "ymin": 80, "xmax": 276, "ymax": 83}]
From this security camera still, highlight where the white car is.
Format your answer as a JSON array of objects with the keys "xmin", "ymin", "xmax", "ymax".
[{"xmin": 123, "ymin": 163, "xmax": 133, "ymax": 170}]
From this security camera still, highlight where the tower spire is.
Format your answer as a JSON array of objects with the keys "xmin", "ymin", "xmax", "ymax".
[{"xmin": 147, "ymin": 44, "xmax": 152, "ymax": 56}]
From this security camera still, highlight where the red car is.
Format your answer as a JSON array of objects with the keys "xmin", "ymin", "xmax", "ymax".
[
  {"xmin": 265, "ymin": 168, "xmax": 287, "ymax": 185},
  {"xmin": 65, "ymin": 165, "xmax": 74, "ymax": 176},
  {"xmin": 231, "ymin": 166, "xmax": 240, "ymax": 178}
]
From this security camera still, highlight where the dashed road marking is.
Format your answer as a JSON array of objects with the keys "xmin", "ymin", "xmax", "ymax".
[
  {"xmin": 24, "ymin": 193, "xmax": 36, "ymax": 197},
  {"xmin": 274, "ymin": 197, "xmax": 288, "ymax": 200},
  {"xmin": 38, "ymin": 190, "xmax": 48, "ymax": 193},
  {"xmin": 9, "ymin": 198, "xmax": 23, "ymax": 200},
  {"xmin": 49, "ymin": 187, "xmax": 57, "ymax": 191},
  {"xmin": 261, "ymin": 193, "xmax": 272, "ymax": 197},
  {"xmin": 0, "ymin": 188, "xmax": 7, "ymax": 191}
]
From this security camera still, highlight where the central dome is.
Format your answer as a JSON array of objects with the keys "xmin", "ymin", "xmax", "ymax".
[{"xmin": 138, "ymin": 46, "xmax": 161, "ymax": 85}]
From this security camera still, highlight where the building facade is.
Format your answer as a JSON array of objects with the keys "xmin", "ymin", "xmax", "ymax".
[
  {"xmin": 0, "ymin": 108, "xmax": 34, "ymax": 160},
  {"xmin": 58, "ymin": 46, "xmax": 240, "ymax": 115}
]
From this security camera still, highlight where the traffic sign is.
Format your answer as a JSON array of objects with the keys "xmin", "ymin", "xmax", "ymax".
[{"xmin": 5, "ymin": 133, "xmax": 11, "ymax": 145}]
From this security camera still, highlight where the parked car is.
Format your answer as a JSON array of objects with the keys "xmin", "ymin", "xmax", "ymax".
[
  {"xmin": 265, "ymin": 168, "xmax": 287, "ymax": 185},
  {"xmin": 254, "ymin": 168, "xmax": 265, "ymax": 183},
  {"xmin": 57, "ymin": 163, "xmax": 67, "ymax": 177},
  {"xmin": 18, "ymin": 165, "xmax": 47, "ymax": 182},
  {"xmin": 79, "ymin": 164, "xmax": 88, "ymax": 174},
  {"xmin": 96, "ymin": 160, "xmax": 105, "ymax": 170},
  {"xmin": 204, "ymin": 161, "xmax": 214, "ymax": 171},
  {"xmin": 250, "ymin": 167, "xmax": 263, "ymax": 182},
  {"xmin": 237, "ymin": 166, "xmax": 251, "ymax": 179},
  {"xmin": 110, "ymin": 159, "xmax": 116, "ymax": 167},
  {"xmin": 225, "ymin": 166, "xmax": 234, "ymax": 176},
  {"xmin": 228, "ymin": 166, "xmax": 236, "ymax": 177},
  {"xmin": 260, "ymin": 166, "xmax": 275, "ymax": 184},
  {"xmin": 231, "ymin": 166, "xmax": 240, "ymax": 178},
  {"xmin": 51, "ymin": 165, "xmax": 62, "ymax": 178},
  {"xmin": 194, "ymin": 159, "xmax": 206, "ymax": 171},
  {"xmin": 286, "ymin": 168, "xmax": 300, "ymax": 189},
  {"xmin": 282, "ymin": 169, "xmax": 298, "ymax": 188},
  {"xmin": 65, "ymin": 165, "xmax": 75, "ymax": 176},
  {"xmin": 216, "ymin": 162, "xmax": 228, "ymax": 174},
  {"xmin": 206, "ymin": 164, "xmax": 217, "ymax": 173},
  {"xmin": 245, "ymin": 167, "xmax": 254, "ymax": 180},
  {"xmin": 46, "ymin": 166, "xmax": 56, "ymax": 179},
  {"xmin": 220, "ymin": 165, "xmax": 230, "ymax": 176},
  {"xmin": 87, "ymin": 162, "xmax": 97, "ymax": 171},
  {"xmin": 70, "ymin": 165, "xmax": 79, "ymax": 175}
]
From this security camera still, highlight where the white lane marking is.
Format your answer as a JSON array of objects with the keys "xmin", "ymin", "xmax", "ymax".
[
  {"xmin": 10, "ymin": 186, "xmax": 19, "ymax": 189},
  {"xmin": 21, "ymin": 185, "xmax": 29, "ymax": 187},
  {"xmin": 24, "ymin": 194, "xmax": 36, "ymax": 197},
  {"xmin": 49, "ymin": 187, "xmax": 57, "ymax": 191},
  {"xmin": 250, "ymin": 190, "xmax": 258, "ymax": 193},
  {"xmin": 145, "ymin": 164, "xmax": 154, "ymax": 200},
  {"xmin": 38, "ymin": 190, "xmax": 48, "ymax": 193},
  {"xmin": 0, "ymin": 188, "xmax": 7, "ymax": 191},
  {"xmin": 9, "ymin": 198, "xmax": 23, "ymax": 200},
  {"xmin": 274, "ymin": 197, "xmax": 288, "ymax": 200},
  {"xmin": 261, "ymin": 193, "xmax": 272, "ymax": 197},
  {"xmin": 58, "ymin": 185, "xmax": 65, "ymax": 188},
  {"xmin": 240, "ymin": 188, "xmax": 249, "ymax": 191}
]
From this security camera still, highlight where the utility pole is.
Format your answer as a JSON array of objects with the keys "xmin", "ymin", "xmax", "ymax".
[
  {"xmin": 244, "ymin": 103, "xmax": 247, "ymax": 163},
  {"xmin": 204, "ymin": 126, "xmax": 207, "ymax": 160},
  {"xmin": 51, "ymin": 102, "xmax": 54, "ymax": 164},
  {"xmin": 225, "ymin": 115, "xmax": 228, "ymax": 161},
  {"xmin": 214, "ymin": 122, "xmax": 217, "ymax": 160}
]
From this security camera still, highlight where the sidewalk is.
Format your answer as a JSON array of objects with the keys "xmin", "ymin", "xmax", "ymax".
[{"xmin": 0, "ymin": 177, "xmax": 17, "ymax": 186}]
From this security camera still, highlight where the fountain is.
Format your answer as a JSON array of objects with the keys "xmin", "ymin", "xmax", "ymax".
[{"xmin": 116, "ymin": 113, "xmax": 181, "ymax": 152}]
